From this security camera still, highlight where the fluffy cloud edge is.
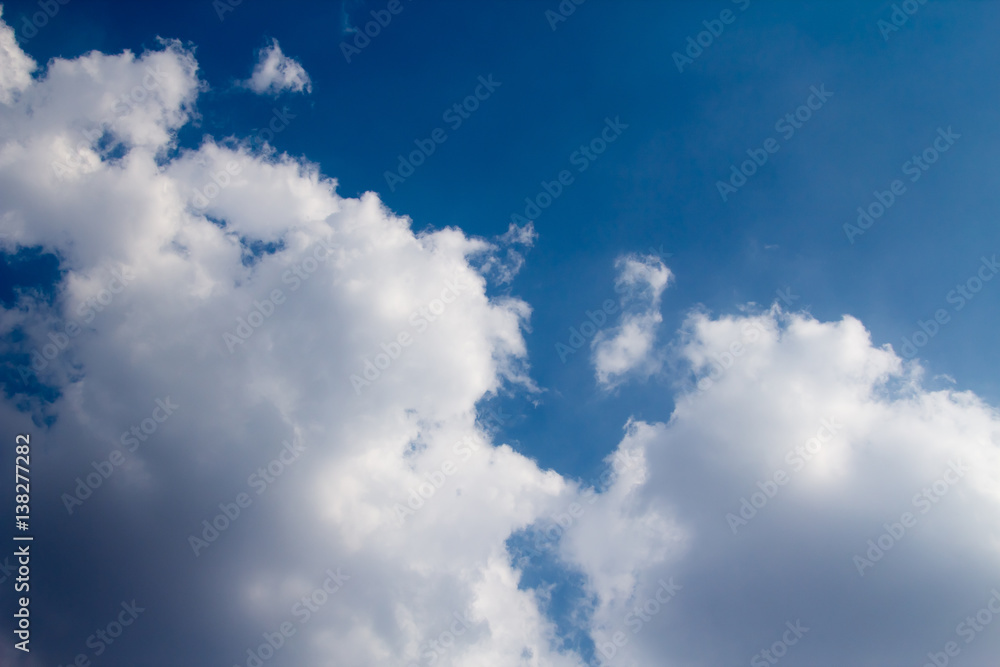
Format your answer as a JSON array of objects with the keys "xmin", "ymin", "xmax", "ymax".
[
  {"xmin": 242, "ymin": 38, "xmax": 312, "ymax": 96},
  {"xmin": 591, "ymin": 253, "xmax": 673, "ymax": 388}
]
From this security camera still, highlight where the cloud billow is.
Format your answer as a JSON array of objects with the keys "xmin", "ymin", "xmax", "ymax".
[
  {"xmin": 1, "ymin": 16, "xmax": 999, "ymax": 667},
  {"xmin": 242, "ymin": 39, "xmax": 312, "ymax": 96}
]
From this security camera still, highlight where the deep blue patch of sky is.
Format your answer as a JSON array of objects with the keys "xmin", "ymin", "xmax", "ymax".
[{"xmin": 3, "ymin": 0, "xmax": 999, "ymax": 481}]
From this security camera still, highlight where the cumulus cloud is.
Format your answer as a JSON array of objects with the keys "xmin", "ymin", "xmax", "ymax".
[
  {"xmin": 0, "ymin": 7, "xmax": 35, "ymax": 105},
  {"xmin": 3, "ymin": 14, "xmax": 1000, "ymax": 667},
  {"xmin": 242, "ymin": 38, "xmax": 312, "ymax": 95},
  {"xmin": 0, "ymin": 27, "xmax": 572, "ymax": 667},
  {"xmin": 554, "ymin": 307, "xmax": 1000, "ymax": 665},
  {"xmin": 591, "ymin": 254, "xmax": 672, "ymax": 388}
]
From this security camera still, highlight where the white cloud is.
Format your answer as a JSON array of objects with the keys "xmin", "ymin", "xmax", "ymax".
[
  {"xmin": 243, "ymin": 39, "xmax": 312, "ymax": 95},
  {"xmin": 591, "ymin": 253, "xmax": 672, "ymax": 388},
  {"xmin": 0, "ymin": 6, "xmax": 35, "ymax": 105},
  {"xmin": 556, "ymin": 307, "xmax": 1000, "ymax": 665},
  {"xmin": 474, "ymin": 221, "xmax": 537, "ymax": 286},
  {"xmin": 0, "ymin": 28, "xmax": 574, "ymax": 666},
  {"xmin": 3, "ymin": 15, "xmax": 1000, "ymax": 667}
]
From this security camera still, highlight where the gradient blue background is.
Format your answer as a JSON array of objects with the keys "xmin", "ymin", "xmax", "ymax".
[{"xmin": 3, "ymin": 2, "xmax": 1000, "ymax": 664}]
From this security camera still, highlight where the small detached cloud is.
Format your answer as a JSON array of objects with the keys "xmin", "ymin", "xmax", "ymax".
[
  {"xmin": 592, "ymin": 253, "xmax": 672, "ymax": 388},
  {"xmin": 474, "ymin": 222, "xmax": 537, "ymax": 286},
  {"xmin": 339, "ymin": 0, "xmax": 365, "ymax": 35},
  {"xmin": 242, "ymin": 38, "xmax": 312, "ymax": 96}
]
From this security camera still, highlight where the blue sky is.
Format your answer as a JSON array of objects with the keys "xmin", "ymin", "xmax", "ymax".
[
  {"xmin": 10, "ymin": 0, "xmax": 1000, "ymax": 475},
  {"xmin": 2, "ymin": 1, "xmax": 1000, "ymax": 666}
]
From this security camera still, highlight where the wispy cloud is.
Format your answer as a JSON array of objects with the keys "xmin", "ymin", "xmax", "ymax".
[
  {"xmin": 242, "ymin": 38, "xmax": 312, "ymax": 96},
  {"xmin": 592, "ymin": 253, "xmax": 672, "ymax": 388}
]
